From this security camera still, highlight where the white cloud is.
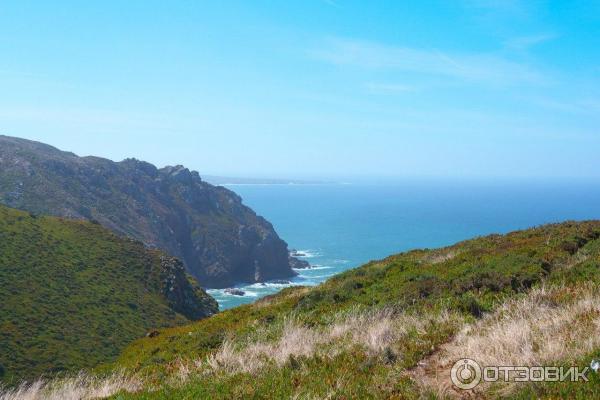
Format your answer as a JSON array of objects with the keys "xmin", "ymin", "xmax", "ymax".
[{"xmin": 312, "ymin": 38, "xmax": 548, "ymax": 86}]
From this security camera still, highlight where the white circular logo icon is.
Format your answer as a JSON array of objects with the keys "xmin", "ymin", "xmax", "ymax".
[{"xmin": 451, "ymin": 358, "xmax": 482, "ymax": 390}]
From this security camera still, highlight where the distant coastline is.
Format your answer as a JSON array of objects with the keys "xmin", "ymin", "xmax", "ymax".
[{"xmin": 203, "ymin": 175, "xmax": 334, "ymax": 185}]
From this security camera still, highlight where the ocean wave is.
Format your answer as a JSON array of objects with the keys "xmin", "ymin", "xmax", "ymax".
[
  {"xmin": 247, "ymin": 281, "xmax": 300, "ymax": 289},
  {"xmin": 206, "ymin": 289, "xmax": 260, "ymax": 298},
  {"xmin": 305, "ymin": 265, "xmax": 332, "ymax": 270},
  {"xmin": 292, "ymin": 265, "xmax": 332, "ymax": 272},
  {"xmin": 291, "ymin": 249, "xmax": 321, "ymax": 258}
]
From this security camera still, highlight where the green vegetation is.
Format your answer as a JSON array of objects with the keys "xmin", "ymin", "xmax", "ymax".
[
  {"xmin": 97, "ymin": 220, "xmax": 600, "ymax": 399},
  {"xmin": 510, "ymin": 352, "xmax": 600, "ymax": 400},
  {"xmin": 3, "ymin": 218, "xmax": 600, "ymax": 398},
  {"xmin": 0, "ymin": 205, "xmax": 217, "ymax": 385}
]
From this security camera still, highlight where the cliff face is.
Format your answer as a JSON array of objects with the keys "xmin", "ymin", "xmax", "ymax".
[
  {"xmin": 158, "ymin": 255, "xmax": 220, "ymax": 319},
  {"xmin": 0, "ymin": 135, "xmax": 304, "ymax": 288}
]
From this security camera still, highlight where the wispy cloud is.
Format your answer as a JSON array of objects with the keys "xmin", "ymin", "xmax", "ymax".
[
  {"xmin": 504, "ymin": 33, "xmax": 558, "ymax": 50},
  {"xmin": 312, "ymin": 38, "xmax": 548, "ymax": 86}
]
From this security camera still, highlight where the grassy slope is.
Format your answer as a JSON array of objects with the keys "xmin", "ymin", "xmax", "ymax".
[
  {"xmin": 107, "ymin": 220, "xmax": 600, "ymax": 399},
  {"xmin": 0, "ymin": 205, "xmax": 216, "ymax": 384}
]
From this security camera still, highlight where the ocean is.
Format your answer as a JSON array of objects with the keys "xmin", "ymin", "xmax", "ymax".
[{"xmin": 207, "ymin": 179, "xmax": 600, "ymax": 310}]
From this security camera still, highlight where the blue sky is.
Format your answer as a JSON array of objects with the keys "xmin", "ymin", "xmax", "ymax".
[{"xmin": 1, "ymin": 1, "xmax": 599, "ymax": 179}]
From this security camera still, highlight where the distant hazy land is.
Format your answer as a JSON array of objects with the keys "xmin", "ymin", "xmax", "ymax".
[{"xmin": 202, "ymin": 175, "xmax": 331, "ymax": 185}]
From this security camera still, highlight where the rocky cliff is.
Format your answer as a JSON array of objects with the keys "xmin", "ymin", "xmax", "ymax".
[{"xmin": 0, "ymin": 135, "xmax": 306, "ymax": 287}]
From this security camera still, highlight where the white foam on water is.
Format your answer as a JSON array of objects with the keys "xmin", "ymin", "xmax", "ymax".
[
  {"xmin": 291, "ymin": 249, "xmax": 321, "ymax": 258},
  {"xmin": 207, "ymin": 288, "xmax": 259, "ymax": 298},
  {"xmin": 247, "ymin": 281, "xmax": 299, "ymax": 289},
  {"xmin": 208, "ymin": 249, "xmax": 351, "ymax": 309},
  {"xmin": 305, "ymin": 265, "xmax": 332, "ymax": 270}
]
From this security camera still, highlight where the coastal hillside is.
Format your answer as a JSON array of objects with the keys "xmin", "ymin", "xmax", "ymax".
[
  {"xmin": 0, "ymin": 135, "xmax": 306, "ymax": 288},
  {"xmin": 8, "ymin": 220, "xmax": 599, "ymax": 399},
  {"xmin": 112, "ymin": 220, "xmax": 600, "ymax": 399},
  {"xmin": 0, "ymin": 204, "xmax": 218, "ymax": 384}
]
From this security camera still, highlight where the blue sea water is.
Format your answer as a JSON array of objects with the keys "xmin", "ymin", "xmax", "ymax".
[{"xmin": 208, "ymin": 180, "xmax": 600, "ymax": 310}]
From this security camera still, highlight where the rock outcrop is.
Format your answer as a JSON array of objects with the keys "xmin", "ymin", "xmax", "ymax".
[
  {"xmin": 158, "ymin": 256, "xmax": 220, "ymax": 319},
  {"xmin": 0, "ymin": 135, "xmax": 301, "ymax": 287}
]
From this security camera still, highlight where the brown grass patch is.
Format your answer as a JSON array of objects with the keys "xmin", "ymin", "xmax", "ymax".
[
  {"xmin": 0, "ymin": 372, "xmax": 141, "ymax": 400},
  {"xmin": 413, "ymin": 283, "xmax": 600, "ymax": 397}
]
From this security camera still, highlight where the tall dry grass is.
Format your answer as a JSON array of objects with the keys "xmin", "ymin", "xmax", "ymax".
[
  {"xmin": 203, "ymin": 308, "xmax": 459, "ymax": 376},
  {"xmin": 9, "ymin": 282, "xmax": 595, "ymax": 399},
  {"xmin": 416, "ymin": 283, "xmax": 600, "ymax": 396},
  {"xmin": 0, "ymin": 371, "xmax": 141, "ymax": 400},
  {"xmin": 423, "ymin": 248, "xmax": 460, "ymax": 265}
]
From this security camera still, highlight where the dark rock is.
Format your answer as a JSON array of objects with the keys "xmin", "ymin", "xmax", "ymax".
[
  {"xmin": 289, "ymin": 255, "xmax": 311, "ymax": 269},
  {"xmin": 146, "ymin": 330, "xmax": 160, "ymax": 338},
  {"xmin": 0, "ymin": 135, "xmax": 298, "ymax": 288},
  {"xmin": 224, "ymin": 288, "xmax": 246, "ymax": 296},
  {"xmin": 159, "ymin": 256, "xmax": 219, "ymax": 319}
]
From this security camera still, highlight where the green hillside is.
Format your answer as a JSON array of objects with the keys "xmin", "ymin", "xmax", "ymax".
[
  {"xmin": 100, "ymin": 220, "xmax": 600, "ymax": 399},
  {"xmin": 0, "ymin": 205, "xmax": 217, "ymax": 384},
  {"xmin": 3, "ymin": 220, "xmax": 600, "ymax": 399}
]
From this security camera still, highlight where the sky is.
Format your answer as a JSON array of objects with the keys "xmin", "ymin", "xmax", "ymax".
[{"xmin": 0, "ymin": 1, "xmax": 599, "ymax": 180}]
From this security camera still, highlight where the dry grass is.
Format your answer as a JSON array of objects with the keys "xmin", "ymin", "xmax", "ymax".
[
  {"xmin": 206, "ymin": 321, "xmax": 321, "ymax": 374},
  {"xmin": 0, "ymin": 372, "xmax": 141, "ymax": 400},
  {"xmin": 1, "ymin": 308, "xmax": 453, "ymax": 398},
  {"xmin": 423, "ymin": 248, "xmax": 460, "ymax": 265},
  {"xmin": 415, "ymin": 283, "xmax": 600, "ymax": 397},
  {"xmin": 15, "ymin": 281, "xmax": 598, "ymax": 399},
  {"xmin": 203, "ymin": 308, "xmax": 459, "ymax": 376},
  {"xmin": 329, "ymin": 308, "xmax": 456, "ymax": 354},
  {"xmin": 563, "ymin": 250, "xmax": 591, "ymax": 270}
]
